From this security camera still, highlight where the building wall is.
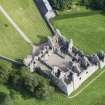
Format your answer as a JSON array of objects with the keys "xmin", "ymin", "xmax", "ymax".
[
  {"xmin": 73, "ymin": 65, "xmax": 99, "ymax": 90},
  {"xmin": 100, "ymin": 59, "xmax": 105, "ymax": 69},
  {"xmin": 51, "ymin": 74, "xmax": 74, "ymax": 95},
  {"xmin": 66, "ymin": 82, "xmax": 74, "ymax": 96},
  {"xmin": 35, "ymin": 0, "xmax": 48, "ymax": 16},
  {"xmin": 43, "ymin": 0, "xmax": 55, "ymax": 19},
  {"xmin": 35, "ymin": 0, "xmax": 55, "ymax": 19}
]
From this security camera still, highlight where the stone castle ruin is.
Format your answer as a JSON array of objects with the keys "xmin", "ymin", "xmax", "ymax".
[
  {"xmin": 24, "ymin": 29, "xmax": 105, "ymax": 96},
  {"xmin": 25, "ymin": 0, "xmax": 105, "ymax": 96}
]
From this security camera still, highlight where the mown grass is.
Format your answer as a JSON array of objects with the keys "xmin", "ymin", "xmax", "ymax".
[
  {"xmin": 0, "ymin": 0, "xmax": 52, "ymax": 44},
  {"xmin": 0, "ymin": 12, "xmax": 31, "ymax": 59},
  {"xmin": 54, "ymin": 9, "xmax": 105, "ymax": 54}
]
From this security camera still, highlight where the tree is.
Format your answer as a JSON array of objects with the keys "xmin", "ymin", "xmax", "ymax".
[
  {"xmin": 24, "ymin": 76, "xmax": 39, "ymax": 93},
  {"xmin": 8, "ymin": 68, "xmax": 54, "ymax": 99},
  {"xmin": 0, "ymin": 66, "xmax": 9, "ymax": 83},
  {"xmin": 0, "ymin": 93, "xmax": 14, "ymax": 105},
  {"xmin": 35, "ymin": 82, "xmax": 52, "ymax": 99},
  {"xmin": 49, "ymin": 0, "xmax": 72, "ymax": 10},
  {"xmin": 8, "ymin": 72, "xmax": 23, "ymax": 89},
  {"xmin": 80, "ymin": 0, "xmax": 105, "ymax": 10}
]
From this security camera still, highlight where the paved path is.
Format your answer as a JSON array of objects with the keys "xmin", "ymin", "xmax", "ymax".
[
  {"xmin": 0, "ymin": 5, "xmax": 33, "ymax": 46},
  {"xmin": 68, "ymin": 69, "xmax": 105, "ymax": 99}
]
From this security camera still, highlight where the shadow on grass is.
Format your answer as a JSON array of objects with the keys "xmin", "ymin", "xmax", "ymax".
[
  {"xmin": 11, "ymin": 59, "xmax": 25, "ymax": 70},
  {"xmin": 34, "ymin": 35, "xmax": 48, "ymax": 46},
  {"xmin": 55, "ymin": 11, "xmax": 102, "ymax": 20},
  {"xmin": 0, "ymin": 56, "xmax": 25, "ymax": 70}
]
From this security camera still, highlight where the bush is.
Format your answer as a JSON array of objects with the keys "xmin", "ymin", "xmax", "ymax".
[
  {"xmin": 8, "ymin": 69, "xmax": 53, "ymax": 99},
  {"xmin": 24, "ymin": 75, "xmax": 39, "ymax": 93},
  {"xmin": 8, "ymin": 71, "xmax": 24, "ymax": 89},
  {"xmin": 0, "ymin": 92, "xmax": 6, "ymax": 103},
  {"xmin": 79, "ymin": 0, "xmax": 105, "ymax": 10},
  {"xmin": 0, "ymin": 93, "xmax": 14, "ymax": 105},
  {"xmin": 49, "ymin": 0, "xmax": 72, "ymax": 10},
  {"xmin": 10, "ymin": 90, "xmax": 21, "ymax": 100},
  {"xmin": 35, "ymin": 82, "xmax": 53, "ymax": 99},
  {"xmin": 0, "ymin": 66, "xmax": 9, "ymax": 83}
]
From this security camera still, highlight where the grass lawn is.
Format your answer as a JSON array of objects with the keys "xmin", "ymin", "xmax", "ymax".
[
  {"xmin": 54, "ymin": 8, "xmax": 105, "ymax": 54},
  {"xmin": 0, "ymin": 3, "xmax": 105, "ymax": 105},
  {"xmin": 0, "ymin": 0, "xmax": 52, "ymax": 44},
  {"xmin": 0, "ymin": 12, "xmax": 31, "ymax": 59}
]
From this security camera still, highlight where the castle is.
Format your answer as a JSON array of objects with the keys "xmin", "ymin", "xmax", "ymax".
[{"xmin": 24, "ymin": 0, "xmax": 105, "ymax": 96}]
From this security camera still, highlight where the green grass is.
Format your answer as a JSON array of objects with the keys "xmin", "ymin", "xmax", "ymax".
[
  {"xmin": 0, "ymin": 12, "xmax": 31, "ymax": 59},
  {"xmin": 54, "ymin": 9, "xmax": 105, "ymax": 54},
  {"xmin": 0, "ymin": 3, "xmax": 105, "ymax": 105},
  {"xmin": 0, "ymin": 0, "xmax": 52, "ymax": 44}
]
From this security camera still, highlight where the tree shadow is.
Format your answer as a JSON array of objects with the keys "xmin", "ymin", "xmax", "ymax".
[
  {"xmin": 55, "ymin": 11, "xmax": 102, "ymax": 20},
  {"xmin": 33, "ymin": 0, "xmax": 47, "ymax": 17},
  {"xmin": 11, "ymin": 59, "xmax": 24, "ymax": 70},
  {"xmin": 101, "ymin": 11, "xmax": 105, "ymax": 16},
  {"xmin": 0, "ymin": 56, "xmax": 24, "ymax": 70}
]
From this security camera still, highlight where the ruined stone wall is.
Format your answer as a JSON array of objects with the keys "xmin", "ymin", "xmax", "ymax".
[{"xmin": 73, "ymin": 65, "xmax": 99, "ymax": 90}]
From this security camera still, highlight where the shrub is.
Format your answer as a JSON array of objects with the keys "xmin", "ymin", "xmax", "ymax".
[
  {"xmin": 8, "ymin": 69, "xmax": 53, "ymax": 99},
  {"xmin": 0, "ymin": 93, "xmax": 14, "ymax": 105},
  {"xmin": 0, "ymin": 66, "xmax": 9, "ymax": 83},
  {"xmin": 35, "ymin": 82, "xmax": 53, "ymax": 99}
]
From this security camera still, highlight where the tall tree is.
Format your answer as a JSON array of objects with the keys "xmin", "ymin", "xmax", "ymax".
[{"xmin": 49, "ymin": 0, "xmax": 72, "ymax": 10}]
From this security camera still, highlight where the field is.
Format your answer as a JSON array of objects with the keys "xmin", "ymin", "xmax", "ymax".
[
  {"xmin": 0, "ymin": 11, "xmax": 31, "ymax": 59},
  {"xmin": 0, "ymin": 1, "xmax": 105, "ymax": 105},
  {"xmin": 0, "ymin": 0, "xmax": 51, "ymax": 44},
  {"xmin": 0, "ymin": 0, "xmax": 52, "ymax": 58},
  {"xmin": 54, "ymin": 8, "xmax": 105, "ymax": 54}
]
